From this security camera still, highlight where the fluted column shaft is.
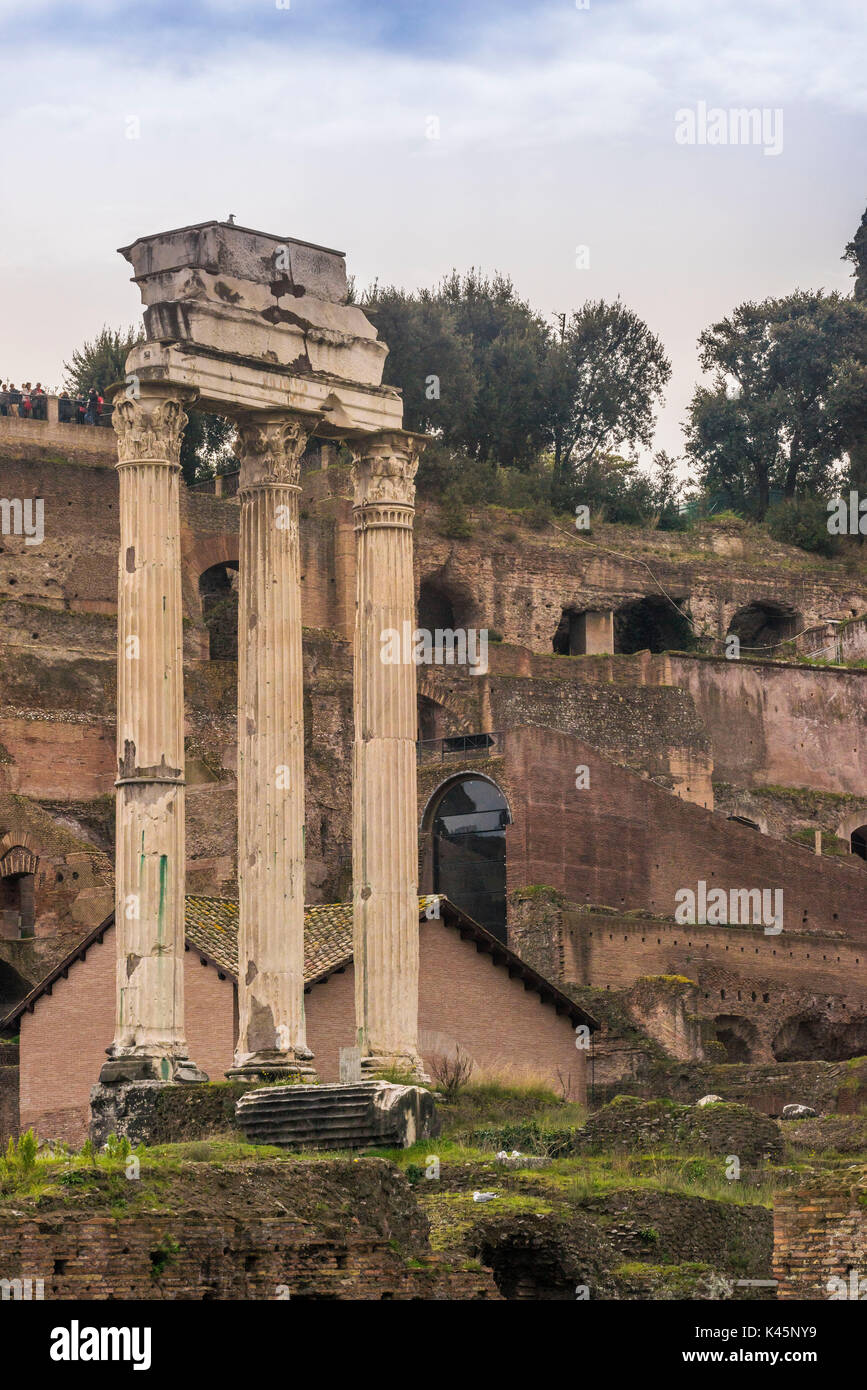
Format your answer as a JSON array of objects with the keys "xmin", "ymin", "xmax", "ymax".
[
  {"xmin": 351, "ymin": 431, "xmax": 426, "ymax": 1076},
  {"xmin": 231, "ymin": 414, "xmax": 317, "ymax": 1080},
  {"xmin": 102, "ymin": 384, "xmax": 205, "ymax": 1084}
]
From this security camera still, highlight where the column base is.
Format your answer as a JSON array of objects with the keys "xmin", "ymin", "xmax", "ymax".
[
  {"xmin": 226, "ymin": 1049, "xmax": 318, "ymax": 1085},
  {"xmin": 360, "ymin": 1054, "xmax": 431, "ymax": 1085},
  {"xmin": 98, "ymin": 1050, "xmax": 209, "ymax": 1085}
]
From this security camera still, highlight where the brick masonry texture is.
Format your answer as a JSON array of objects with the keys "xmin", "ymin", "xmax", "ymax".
[
  {"xmin": 774, "ymin": 1169, "xmax": 867, "ymax": 1299},
  {"xmin": 0, "ymin": 1158, "xmax": 499, "ymax": 1300}
]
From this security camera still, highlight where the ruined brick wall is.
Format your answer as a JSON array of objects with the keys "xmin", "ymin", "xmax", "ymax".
[
  {"xmin": 774, "ymin": 1171, "xmax": 867, "ymax": 1299},
  {"xmin": 669, "ymin": 655, "xmax": 867, "ymax": 797},
  {"xmin": 0, "ymin": 1040, "xmax": 18, "ymax": 1145},
  {"xmin": 414, "ymin": 507, "xmax": 865, "ymax": 655},
  {"xmin": 564, "ymin": 912, "xmax": 867, "ymax": 1058},
  {"xmin": 503, "ymin": 726, "xmax": 866, "ymax": 942},
  {"xmin": 0, "ymin": 1160, "xmax": 499, "ymax": 1300}
]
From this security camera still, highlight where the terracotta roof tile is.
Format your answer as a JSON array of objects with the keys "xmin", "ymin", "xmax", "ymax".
[{"xmin": 184, "ymin": 895, "xmax": 445, "ymax": 986}]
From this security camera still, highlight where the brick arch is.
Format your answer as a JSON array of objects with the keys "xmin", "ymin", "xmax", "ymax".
[
  {"xmin": 836, "ymin": 810, "xmax": 867, "ymax": 847},
  {"xmin": 420, "ymin": 771, "xmax": 512, "ymax": 833},
  {"xmin": 417, "ymin": 670, "xmax": 475, "ymax": 733},
  {"xmin": 0, "ymin": 830, "xmax": 39, "ymax": 876},
  {"xmin": 184, "ymin": 534, "xmax": 240, "ymax": 589}
]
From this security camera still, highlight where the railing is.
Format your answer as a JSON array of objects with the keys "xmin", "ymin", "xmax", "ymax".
[
  {"xmin": 0, "ymin": 394, "xmax": 113, "ymax": 427},
  {"xmin": 416, "ymin": 731, "xmax": 503, "ymax": 764}
]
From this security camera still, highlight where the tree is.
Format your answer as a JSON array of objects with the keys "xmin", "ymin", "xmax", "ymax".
[
  {"xmin": 179, "ymin": 412, "xmax": 237, "ymax": 487},
  {"xmin": 843, "ymin": 202, "xmax": 867, "ymax": 303},
  {"xmin": 686, "ymin": 291, "xmax": 867, "ymax": 515},
  {"xmin": 367, "ymin": 269, "xmax": 551, "ymax": 473},
  {"xmin": 63, "ymin": 325, "xmax": 237, "ymax": 485},
  {"xmin": 546, "ymin": 300, "xmax": 671, "ymax": 488},
  {"xmin": 841, "ymin": 202, "xmax": 867, "ymax": 490},
  {"xmin": 63, "ymin": 324, "xmax": 143, "ymax": 396}
]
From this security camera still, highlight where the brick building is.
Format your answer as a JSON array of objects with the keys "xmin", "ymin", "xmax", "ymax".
[{"xmin": 1, "ymin": 895, "xmax": 595, "ymax": 1146}]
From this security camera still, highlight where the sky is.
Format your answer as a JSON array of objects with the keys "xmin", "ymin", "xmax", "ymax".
[{"xmin": 0, "ymin": 0, "xmax": 864, "ymax": 466}]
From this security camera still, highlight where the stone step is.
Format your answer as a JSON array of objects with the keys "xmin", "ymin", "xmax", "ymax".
[{"xmin": 235, "ymin": 1081, "xmax": 440, "ymax": 1152}]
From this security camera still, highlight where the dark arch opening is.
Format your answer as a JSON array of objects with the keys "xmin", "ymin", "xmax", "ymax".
[
  {"xmin": 713, "ymin": 1014, "xmax": 759, "ymax": 1063},
  {"xmin": 199, "ymin": 562, "xmax": 239, "ymax": 660},
  {"xmin": 726, "ymin": 601, "xmax": 800, "ymax": 654},
  {"xmin": 429, "ymin": 776, "xmax": 509, "ymax": 942},
  {"xmin": 772, "ymin": 1012, "xmax": 867, "ymax": 1062},
  {"xmin": 851, "ymin": 825, "xmax": 867, "ymax": 861},
  {"xmin": 418, "ymin": 581, "xmax": 458, "ymax": 635},
  {"xmin": 0, "ymin": 957, "xmax": 32, "ymax": 1018},
  {"xmin": 728, "ymin": 815, "xmax": 761, "ymax": 831},
  {"xmin": 0, "ymin": 871, "xmax": 35, "ymax": 938},
  {"xmin": 553, "ymin": 608, "xmax": 581, "ymax": 655},
  {"xmin": 614, "ymin": 596, "xmax": 693, "ymax": 655},
  {"xmin": 418, "ymin": 694, "xmax": 448, "ymax": 742}
]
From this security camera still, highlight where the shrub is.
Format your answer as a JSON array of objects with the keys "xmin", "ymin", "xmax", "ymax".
[
  {"xmin": 439, "ymin": 486, "xmax": 474, "ymax": 539},
  {"xmin": 430, "ymin": 1047, "xmax": 475, "ymax": 1099},
  {"xmin": 766, "ymin": 496, "xmax": 839, "ymax": 557}
]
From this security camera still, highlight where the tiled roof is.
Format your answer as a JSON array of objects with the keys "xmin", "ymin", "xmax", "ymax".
[
  {"xmin": 184, "ymin": 895, "xmax": 358, "ymax": 985},
  {"xmin": 185, "ymin": 894, "xmax": 445, "ymax": 986},
  {"xmin": 1, "ymin": 893, "xmax": 597, "ymax": 1032}
]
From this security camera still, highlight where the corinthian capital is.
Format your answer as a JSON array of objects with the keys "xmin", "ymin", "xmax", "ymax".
[
  {"xmin": 237, "ymin": 413, "xmax": 316, "ymax": 490},
  {"xmin": 350, "ymin": 431, "xmax": 424, "ymax": 508},
  {"xmin": 112, "ymin": 389, "xmax": 190, "ymax": 466}
]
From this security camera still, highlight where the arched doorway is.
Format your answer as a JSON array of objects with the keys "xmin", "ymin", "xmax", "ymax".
[
  {"xmin": 418, "ymin": 580, "xmax": 458, "ymax": 634},
  {"xmin": 851, "ymin": 825, "xmax": 867, "ymax": 861},
  {"xmin": 199, "ymin": 562, "xmax": 239, "ymax": 659},
  {"xmin": 614, "ymin": 596, "xmax": 693, "ymax": 654},
  {"xmin": 726, "ymin": 601, "xmax": 800, "ymax": 655},
  {"xmin": 713, "ymin": 1013, "xmax": 759, "ymax": 1062},
  {"xmin": 0, "ymin": 837, "xmax": 38, "ymax": 939},
  {"xmin": 427, "ymin": 776, "xmax": 510, "ymax": 942}
]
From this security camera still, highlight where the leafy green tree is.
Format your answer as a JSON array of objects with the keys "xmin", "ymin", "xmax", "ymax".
[
  {"xmin": 546, "ymin": 300, "xmax": 671, "ymax": 488},
  {"xmin": 844, "ymin": 203, "xmax": 867, "ymax": 302},
  {"xmin": 367, "ymin": 269, "xmax": 550, "ymax": 474},
  {"xmin": 179, "ymin": 412, "xmax": 237, "ymax": 487},
  {"xmin": 63, "ymin": 324, "xmax": 143, "ymax": 396},
  {"xmin": 686, "ymin": 291, "xmax": 867, "ymax": 515},
  {"xmin": 841, "ymin": 203, "xmax": 867, "ymax": 490}
]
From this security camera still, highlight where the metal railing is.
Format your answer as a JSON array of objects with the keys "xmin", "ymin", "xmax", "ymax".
[{"xmin": 416, "ymin": 731, "xmax": 503, "ymax": 764}]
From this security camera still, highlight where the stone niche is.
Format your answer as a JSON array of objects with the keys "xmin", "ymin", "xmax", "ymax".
[{"xmin": 119, "ymin": 220, "xmax": 402, "ymax": 429}]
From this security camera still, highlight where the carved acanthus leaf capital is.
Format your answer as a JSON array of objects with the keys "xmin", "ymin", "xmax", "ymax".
[
  {"xmin": 237, "ymin": 415, "xmax": 314, "ymax": 490},
  {"xmin": 350, "ymin": 433, "xmax": 423, "ymax": 509},
  {"xmin": 112, "ymin": 394, "xmax": 189, "ymax": 466}
]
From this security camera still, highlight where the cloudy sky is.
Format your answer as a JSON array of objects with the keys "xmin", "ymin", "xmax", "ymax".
[{"xmin": 0, "ymin": 0, "xmax": 864, "ymax": 462}]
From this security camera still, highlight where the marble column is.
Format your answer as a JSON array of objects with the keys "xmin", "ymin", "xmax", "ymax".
[
  {"xmin": 230, "ymin": 413, "xmax": 318, "ymax": 1081},
  {"xmin": 101, "ymin": 384, "xmax": 206, "ymax": 1084},
  {"xmin": 350, "ymin": 430, "xmax": 427, "ymax": 1078}
]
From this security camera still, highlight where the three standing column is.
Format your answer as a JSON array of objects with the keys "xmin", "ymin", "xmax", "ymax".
[
  {"xmin": 350, "ymin": 431, "xmax": 427, "ymax": 1079},
  {"xmin": 101, "ymin": 384, "xmax": 206, "ymax": 1084},
  {"xmin": 230, "ymin": 413, "xmax": 318, "ymax": 1081}
]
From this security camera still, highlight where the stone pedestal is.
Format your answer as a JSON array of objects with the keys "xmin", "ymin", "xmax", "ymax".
[
  {"xmin": 101, "ymin": 385, "xmax": 206, "ymax": 1085},
  {"xmin": 229, "ymin": 414, "xmax": 318, "ymax": 1082},
  {"xmin": 350, "ymin": 432, "xmax": 427, "ymax": 1079},
  {"xmin": 235, "ymin": 1081, "xmax": 439, "ymax": 1150}
]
